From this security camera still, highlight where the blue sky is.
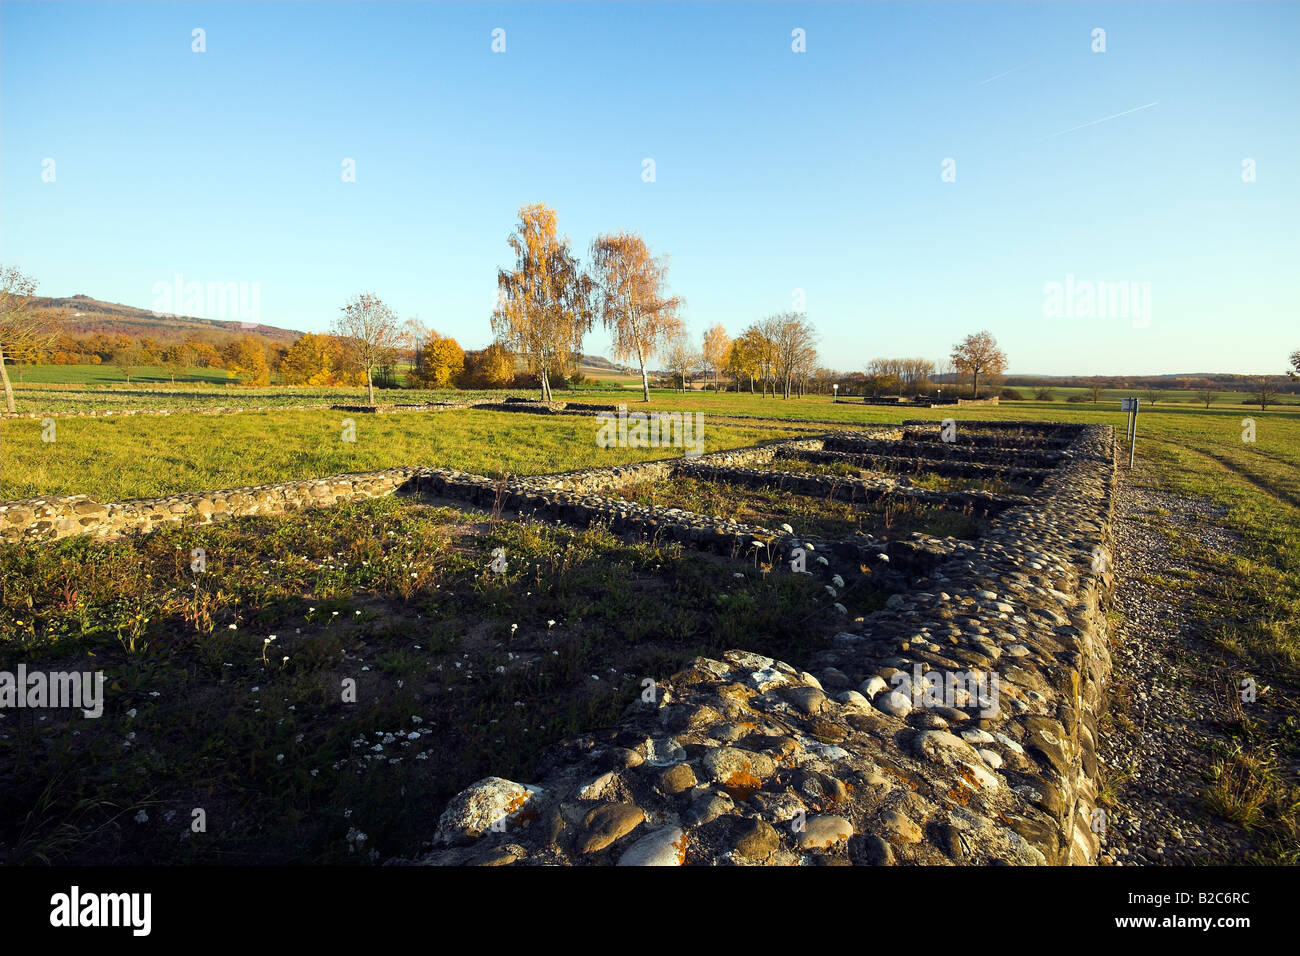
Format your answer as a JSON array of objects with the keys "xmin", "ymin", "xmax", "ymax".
[{"xmin": 2, "ymin": 1, "xmax": 1297, "ymax": 375}]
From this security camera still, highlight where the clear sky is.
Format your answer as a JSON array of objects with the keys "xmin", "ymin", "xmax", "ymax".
[{"xmin": 2, "ymin": 1, "xmax": 1297, "ymax": 376}]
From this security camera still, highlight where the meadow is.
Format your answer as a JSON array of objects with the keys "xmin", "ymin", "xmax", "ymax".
[
  {"xmin": 1, "ymin": 382, "xmax": 1298, "ymax": 862},
  {"xmin": 0, "ymin": 408, "xmax": 798, "ymax": 501},
  {"xmin": 1005, "ymin": 384, "xmax": 1299, "ymax": 407},
  {"xmin": 7, "ymin": 383, "xmax": 1297, "ymax": 681},
  {"xmin": 8, "ymin": 373, "xmax": 1297, "ymax": 416},
  {"xmin": 8, "ymin": 365, "xmax": 237, "ymax": 386},
  {"xmin": 5, "ymin": 381, "xmax": 516, "ymax": 413}
]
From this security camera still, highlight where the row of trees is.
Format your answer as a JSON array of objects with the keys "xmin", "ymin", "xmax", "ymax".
[
  {"xmin": 0, "ymin": 255, "xmax": 1012, "ymax": 412},
  {"xmin": 0, "ymin": 237, "xmax": 998, "ymax": 410},
  {"xmin": 846, "ymin": 334, "xmax": 1009, "ymax": 400},
  {"xmin": 485, "ymin": 205, "xmax": 835, "ymax": 402},
  {"xmin": 723, "ymin": 314, "xmax": 820, "ymax": 398},
  {"xmin": 37, "ymin": 332, "xmax": 235, "ymax": 368},
  {"xmin": 324, "ymin": 297, "xmax": 541, "ymax": 403},
  {"xmin": 863, "ymin": 358, "xmax": 940, "ymax": 398},
  {"xmin": 104, "ymin": 336, "xmax": 276, "ymax": 385},
  {"xmin": 110, "ymin": 319, "xmax": 522, "ymax": 397},
  {"xmin": 4, "ymin": 254, "xmax": 1298, "ymax": 412},
  {"xmin": 490, "ymin": 205, "xmax": 690, "ymax": 403}
]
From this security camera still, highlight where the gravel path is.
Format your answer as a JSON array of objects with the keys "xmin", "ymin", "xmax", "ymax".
[{"xmin": 1099, "ymin": 467, "xmax": 1260, "ymax": 864}]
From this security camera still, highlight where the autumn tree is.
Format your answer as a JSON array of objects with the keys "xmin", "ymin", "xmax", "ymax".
[
  {"xmin": 864, "ymin": 359, "xmax": 897, "ymax": 398},
  {"xmin": 809, "ymin": 367, "xmax": 839, "ymax": 396},
  {"xmin": 899, "ymin": 358, "xmax": 936, "ymax": 396},
  {"xmin": 461, "ymin": 342, "xmax": 516, "ymax": 389},
  {"xmin": 492, "ymin": 204, "xmax": 593, "ymax": 403},
  {"xmin": 222, "ymin": 335, "xmax": 270, "ymax": 386},
  {"xmin": 950, "ymin": 331, "xmax": 1008, "ymax": 399},
  {"xmin": 189, "ymin": 340, "xmax": 224, "ymax": 369},
  {"xmin": 0, "ymin": 265, "xmax": 61, "ymax": 411},
  {"xmin": 332, "ymin": 293, "xmax": 404, "ymax": 405},
  {"xmin": 160, "ymin": 342, "xmax": 195, "ymax": 384},
  {"xmin": 861, "ymin": 358, "xmax": 934, "ymax": 398},
  {"xmin": 136, "ymin": 337, "xmax": 162, "ymax": 365},
  {"xmin": 765, "ymin": 312, "xmax": 817, "ymax": 399},
  {"xmin": 791, "ymin": 339, "xmax": 820, "ymax": 398},
  {"xmin": 700, "ymin": 324, "xmax": 731, "ymax": 392},
  {"xmin": 267, "ymin": 342, "xmax": 290, "ymax": 376},
  {"xmin": 433, "ymin": 337, "xmax": 465, "ymax": 388},
  {"xmin": 1255, "ymin": 375, "xmax": 1279, "ymax": 411},
  {"xmin": 1289, "ymin": 350, "xmax": 1299, "ymax": 379},
  {"xmin": 281, "ymin": 332, "xmax": 345, "ymax": 386},
  {"xmin": 756, "ymin": 325, "xmax": 780, "ymax": 397},
  {"xmin": 727, "ymin": 328, "xmax": 766, "ymax": 393},
  {"xmin": 413, "ymin": 331, "xmax": 465, "ymax": 388},
  {"xmin": 737, "ymin": 319, "xmax": 781, "ymax": 397},
  {"xmin": 589, "ymin": 231, "xmax": 682, "ymax": 402},
  {"xmin": 663, "ymin": 330, "xmax": 700, "ymax": 392},
  {"xmin": 111, "ymin": 345, "xmax": 139, "ymax": 384}
]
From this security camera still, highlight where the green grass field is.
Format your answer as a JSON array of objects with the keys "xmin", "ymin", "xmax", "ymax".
[
  {"xmin": 8, "ymin": 364, "xmax": 237, "ymax": 386},
  {"xmin": 8, "ymin": 362, "xmax": 648, "ymax": 392},
  {"xmin": 0, "ymin": 408, "xmax": 799, "ymax": 502},
  {"xmin": 10, "ymin": 364, "xmax": 1297, "ymax": 407},
  {"xmin": 2, "ymin": 383, "xmax": 1298, "ymax": 861},
  {"xmin": 9, "ymin": 376, "xmax": 1297, "ymax": 419},
  {"xmin": 6, "ymin": 388, "xmax": 1298, "ymax": 688},
  {"xmin": 1005, "ymin": 384, "xmax": 1299, "ymax": 406},
  {"xmin": 5, "ymin": 388, "xmax": 1298, "ymax": 511},
  {"xmin": 5, "ymin": 382, "xmax": 519, "ymax": 413}
]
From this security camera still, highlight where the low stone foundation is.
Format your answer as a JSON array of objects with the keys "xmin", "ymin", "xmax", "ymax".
[
  {"xmin": 824, "ymin": 434, "xmax": 1066, "ymax": 468},
  {"xmin": 675, "ymin": 461, "xmax": 1029, "ymax": 517},
  {"xmin": 403, "ymin": 423, "xmax": 1118, "ymax": 866},
  {"xmin": 901, "ymin": 427, "xmax": 1073, "ymax": 450},
  {"xmin": 3, "ymin": 420, "xmax": 1119, "ymax": 868},
  {"xmin": 775, "ymin": 448, "xmax": 1055, "ymax": 486},
  {"xmin": 0, "ymin": 469, "xmax": 426, "ymax": 543}
]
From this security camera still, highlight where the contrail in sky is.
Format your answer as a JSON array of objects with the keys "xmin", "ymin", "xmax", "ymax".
[
  {"xmin": 979, "ymin": 63, "xmax": 1029, "ymax": 85},
  {"xmin": 1050, "ymin": 102, "xmax": 1159, "ymax": 137}
]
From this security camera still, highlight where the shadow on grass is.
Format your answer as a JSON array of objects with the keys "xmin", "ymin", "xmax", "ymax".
[{"xmin": 0, "ymin": 497, "xmax": 883, "ymax": 864}]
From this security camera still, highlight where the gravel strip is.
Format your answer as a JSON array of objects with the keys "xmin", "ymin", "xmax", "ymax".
[{"xmin": 1100, "ymin": 469, "xmax": 1259, "ymax": 864}]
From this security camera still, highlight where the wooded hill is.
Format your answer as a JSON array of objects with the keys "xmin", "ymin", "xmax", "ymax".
[{"xmin": 28, "ymin": 295, "xmax": 303, "ymax": 345}]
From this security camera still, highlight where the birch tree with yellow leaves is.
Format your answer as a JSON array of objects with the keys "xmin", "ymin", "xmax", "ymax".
[
  {"xmin": 589, "ymin": 231, "xmax": 682, "ymax": 402},
  {"xmin": 492, "ymin": 204, "xmax": 593, "ymax": 403},
  {"xmin": 701, "ymin": 324, "xmax": 731, "ymax": 392}
]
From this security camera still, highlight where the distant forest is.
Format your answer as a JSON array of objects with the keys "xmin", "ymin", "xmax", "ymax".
[{"xmin": 14, "ymin": 295, "xmax": 1298, "ymax": 400}]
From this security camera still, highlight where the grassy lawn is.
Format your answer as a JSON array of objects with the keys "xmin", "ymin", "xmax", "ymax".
[
  {"xmin": 8, "ymin": 365, "xmax": 237, "ymax": 386},
  {"xmin": 9, "ymin": 364, "xmax": 1297, "ymax": 407},
  {"xmin": 6, "ymin": 382, "xmax": 516, "ymax": 413},
  {"xmin": 1003, "ymin": 384, "xmax": 1300, "ymax": 407},
  {"xmin": 2, "ymin": 386, "xmax": 1298, "ymax": 860},
  {"xmin": 10, "ymin": 379, "xmax": 1295, "ymax": 419},
  {"xmin": 0, "ymin": 496, "xmax": 876, "ymax": 864},
  {"xmin": 1128, "ymin": 414, "xmax": 1300, "ymax": 675},
  {"xmin": 0, "ymin": 408, "xmax": 794, "ymax": 502}
]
